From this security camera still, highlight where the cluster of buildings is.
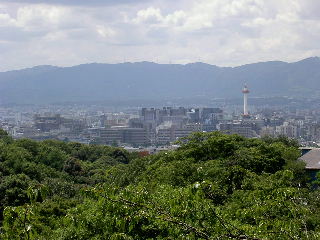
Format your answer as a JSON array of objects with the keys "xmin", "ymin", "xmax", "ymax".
[
  {"xmin": 1, "ymin": 86, "xmax": 320, "ymax": 147},
  {"xmin": 87, "ymin": 106, "xmax": 223, "ymax": 146}
]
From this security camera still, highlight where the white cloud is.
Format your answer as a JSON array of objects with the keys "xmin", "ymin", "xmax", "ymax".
[
  {"xmin": 0, "ymin": 13, "xmax": 16, "ymax": 28},
  {"xmin": 133, "ymin": 7, "xmax": 187, "ymax": 27},
  {"xmin": 16, "ymin": 5, "xmax": 80, "ymax": 31},
  {"xmin": 134, "ymin": 7, "xmax": 163, "ymax": 24},
  {"xmin": 0, "ymin": 0, "xmax": 320, "ymax": 71},
  {"xmin": 96, "ymin": 25, "xmax": 116, "ymax": 38}
]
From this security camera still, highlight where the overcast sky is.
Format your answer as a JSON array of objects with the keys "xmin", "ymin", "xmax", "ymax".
[{"xmin": 0, "ymin": 0, "xmax": 319, "ymax": 71}]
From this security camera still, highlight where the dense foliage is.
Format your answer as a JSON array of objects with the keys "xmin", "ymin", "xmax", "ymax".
[{"xmin": 1, "ymin": 131, "xmax": 320, "ymax": 239}]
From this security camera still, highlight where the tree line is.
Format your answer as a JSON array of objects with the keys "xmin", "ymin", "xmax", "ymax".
[{"xmin": 1, "ymin": 129, "xmax": 320, "ymax": 239}]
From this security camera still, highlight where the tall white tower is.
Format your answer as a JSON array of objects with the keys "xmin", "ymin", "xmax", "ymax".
[{"xmin": 242, "ymin": 84, "xmax": 250, "ymax": 116}]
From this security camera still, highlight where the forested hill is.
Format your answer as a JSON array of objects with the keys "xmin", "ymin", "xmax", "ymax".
[
  {"xmin": 0, "ymin": 57, "xmax": 320, "ymax": 104},
  {"xmin": 1, "ymin": 129, "xmax": 320, "ymax": 239}
]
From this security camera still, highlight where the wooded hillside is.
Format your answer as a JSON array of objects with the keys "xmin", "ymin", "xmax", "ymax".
[{"xmin": 1, "ymin": 130, "xmax": 320, "ymax": 239}]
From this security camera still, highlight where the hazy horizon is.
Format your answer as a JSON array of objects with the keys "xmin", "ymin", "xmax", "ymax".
[{"xmin": 1, "ymin": 56, "xmax": 319, "ymax": 73}]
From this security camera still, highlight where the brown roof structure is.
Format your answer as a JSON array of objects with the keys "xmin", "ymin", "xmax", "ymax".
[{"xmin": 299, "ymin": 148, "xmax": 320, "ymax": 170}]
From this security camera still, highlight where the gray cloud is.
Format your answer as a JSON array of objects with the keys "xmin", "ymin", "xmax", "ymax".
[
  {"xmin": 0, "ymin": 0, "xmax": 146, "ymax": 6},
  {"xmin": 0, "ymin": 0, "xmax": 319, "ymax": 71}
]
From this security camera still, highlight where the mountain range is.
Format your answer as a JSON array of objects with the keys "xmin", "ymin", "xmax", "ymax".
[{"xmin": 0, "ymin": 57, "xmax": 320, "ymax": 105}]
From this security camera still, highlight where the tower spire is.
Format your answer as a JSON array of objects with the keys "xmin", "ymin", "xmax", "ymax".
[{"xmin": 242, "ymin": 84, "xmax": 250, "ymax": 116}]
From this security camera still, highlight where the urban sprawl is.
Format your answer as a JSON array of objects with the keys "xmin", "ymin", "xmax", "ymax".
[{"xmin": 1, "ymin": 86, "xmax": 320, "ymax": 152}]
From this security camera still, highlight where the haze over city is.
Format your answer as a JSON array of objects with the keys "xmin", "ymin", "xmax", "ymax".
[{"xmin": 0, "ymin": 0, "xmax": 320, "ymax": 71}]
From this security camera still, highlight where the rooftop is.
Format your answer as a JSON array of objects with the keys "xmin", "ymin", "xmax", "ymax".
[{"xmin": 299, "ymin": 148, "xmax": 320, "ymax": 170}]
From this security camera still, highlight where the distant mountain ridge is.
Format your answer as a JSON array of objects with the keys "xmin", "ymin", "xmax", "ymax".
[{"xmin": 0, "ymin": 57, "xmax": 319, "ymax": 104}]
